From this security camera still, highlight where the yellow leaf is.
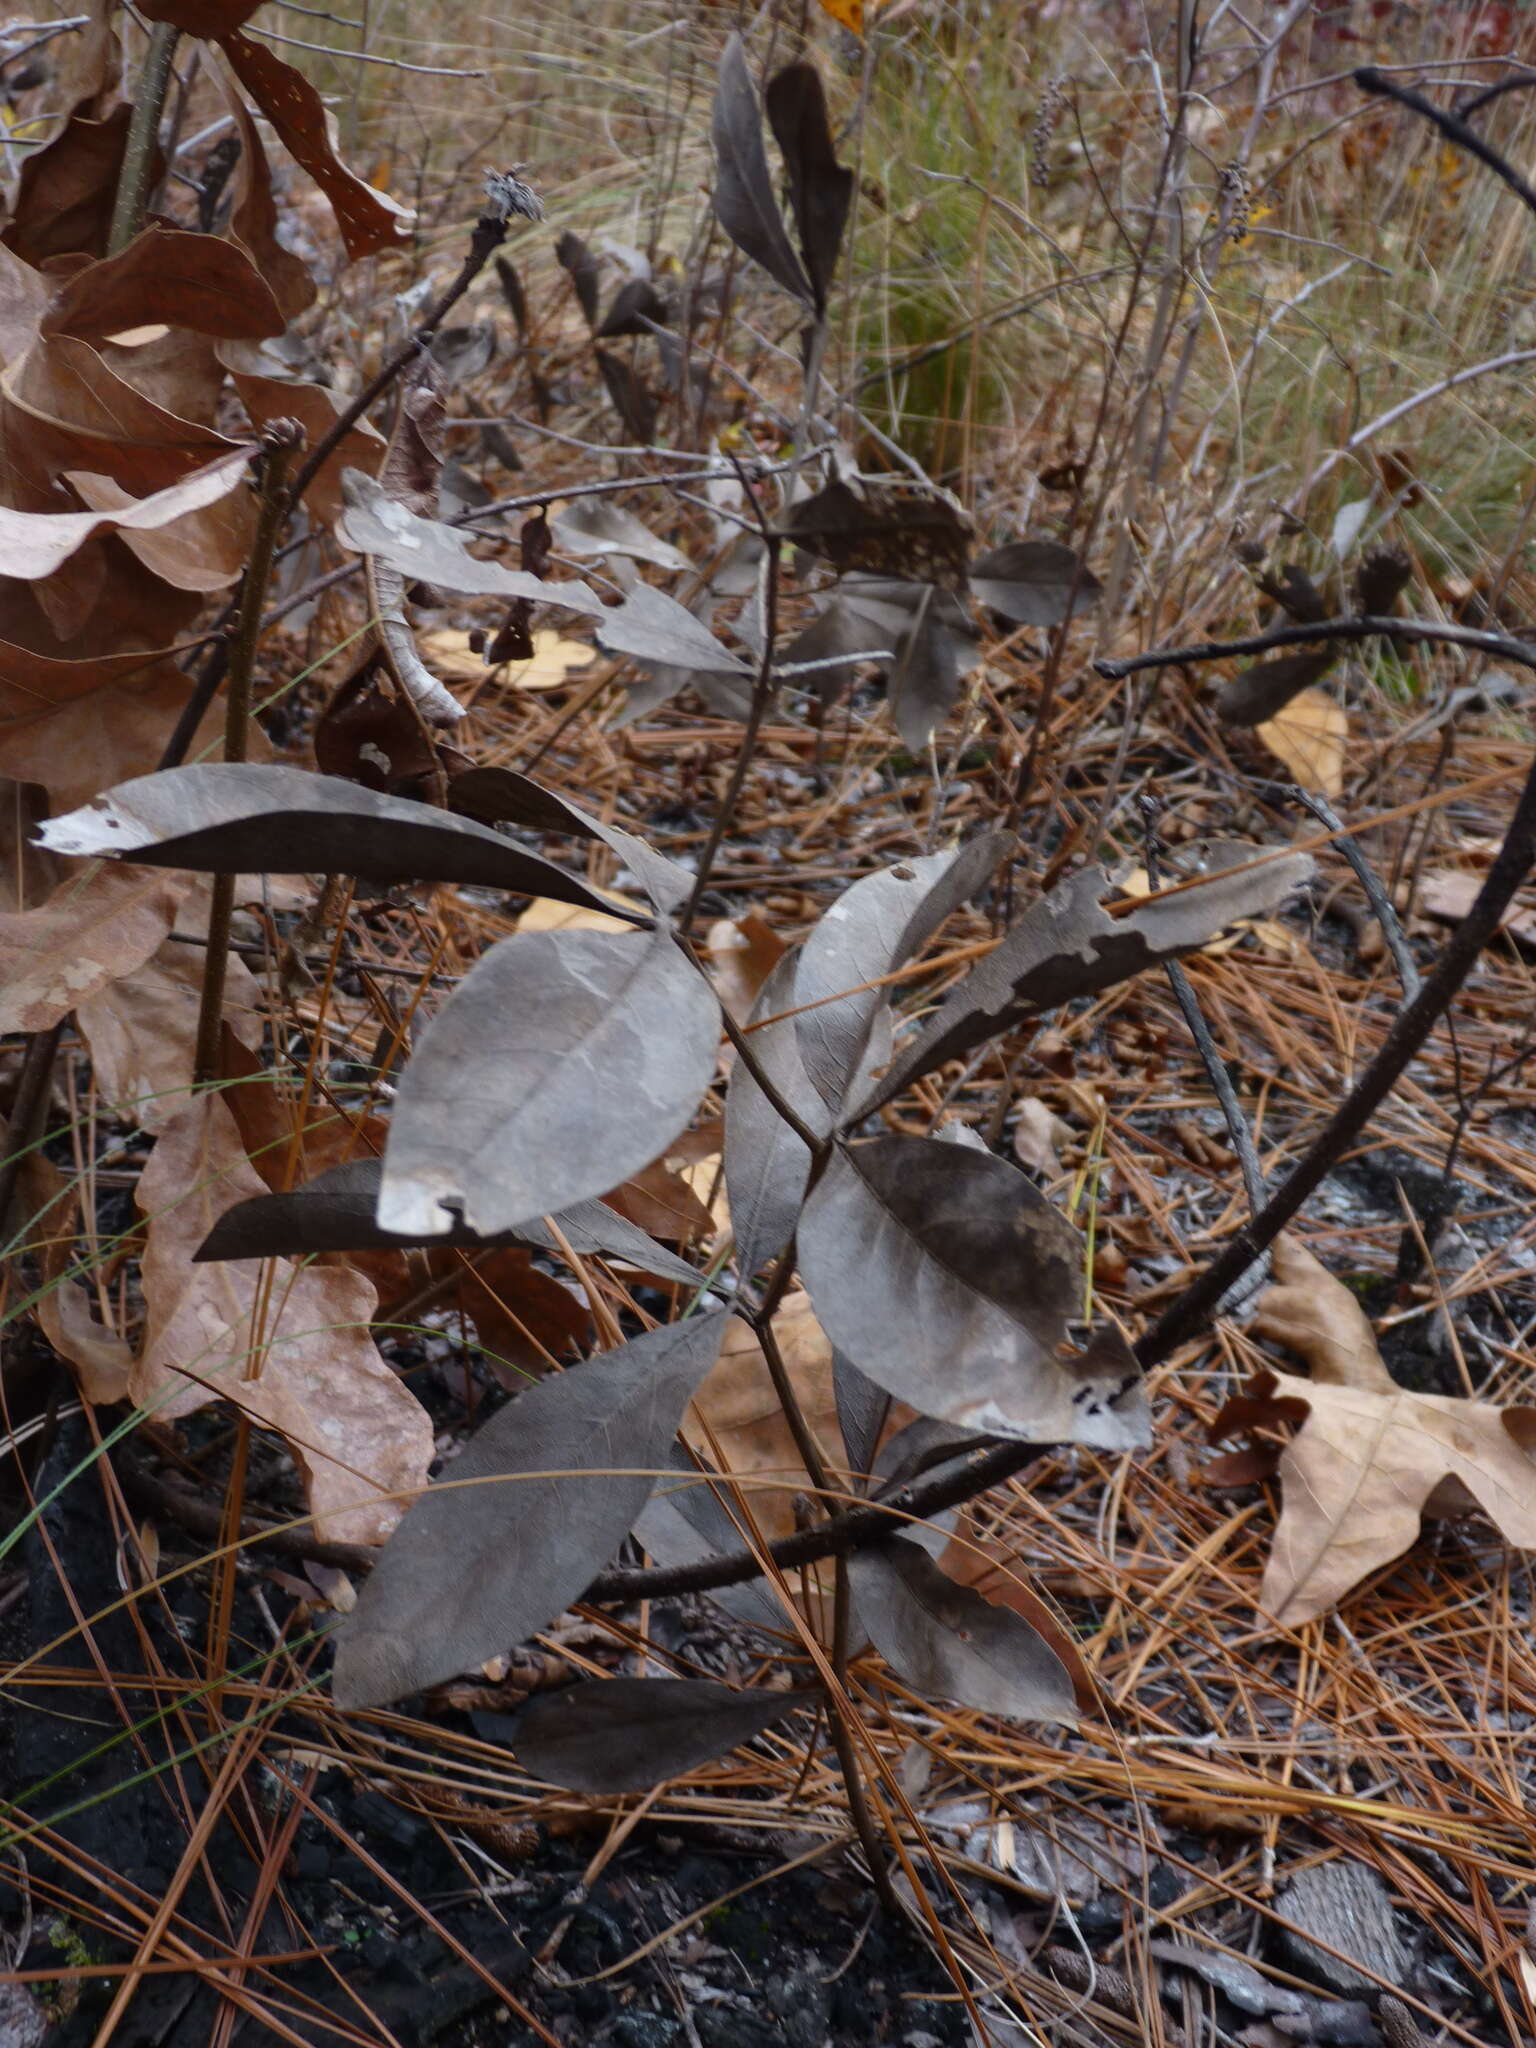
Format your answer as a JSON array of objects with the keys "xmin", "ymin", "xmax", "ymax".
[
  {"xmin": 417, "ymin": 628, "xmax": 595, "ymax": 693},
  {"xmin": 813, "ymin": 0, "xmax": 864, "ymax": 28},
  {"xmin": 1256, "ymin": 686, "xmax": 1347, "ymax": 797},
  {"xmin": 517, "ymin": 885, "xmax": 646, "ymax": 935}
]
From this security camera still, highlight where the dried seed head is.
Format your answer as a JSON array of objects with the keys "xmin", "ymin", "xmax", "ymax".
[
  {"xmin": 1221, "ymin": 160, "xmax": 1252, "ymax": 243},
  {"xmin": 484, "ymin": 167, "xmax": 544, "ymax": 224},
  {"xmin": 1030, "ymin": 78, "xmax": 1067, "ymax": 188}
]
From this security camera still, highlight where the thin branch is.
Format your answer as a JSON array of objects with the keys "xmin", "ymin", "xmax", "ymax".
[
  {"xmin": 107, "ymin": 20, "xmax": 180, "ymax": 255},
  {"xmin": 1356, "ymin": 67, "xmax": 1536, "ymax": 219},
  {"xmin": 583, "ymin": 737, "xmax": 1536, "ymax": 1607},
  {"xmin": 1095, "ymin": 613, "xmax": 1536, "ymax": 680},
  {"xmin": 192, "ymin": 423, "xmax": 303, "ymax": 1087},
  {"xmin": 1290, "ymin": 786, "xmax": 1422, "ymax": 1000},
  {"xmin": 284, "ymin": 195, "xmax": 530, "ymax": 515}
]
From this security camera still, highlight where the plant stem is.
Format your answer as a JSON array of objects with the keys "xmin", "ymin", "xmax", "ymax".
[
  {"xmin": 192, "ymin": 423, "xmax": 304, "ymax": 1087},
  {"xmin": 284, "ymin": 210, "xmax": 511, "ymax": 514},
  {"xmin": 582, "ymin": 741, "xmax": 1536, "ymax": 1606},
  {"xmin": 1095, "ymin": 612, "xmax": 1536, "ymax": 681},
  {"xmin": 107, "ymin": 21, "xmax": 180, "ymax": 256}
]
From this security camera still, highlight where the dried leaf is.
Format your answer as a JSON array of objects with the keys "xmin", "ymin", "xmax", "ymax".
[
  {"xmin": 36, "ymin": 763, "xmax": 652, "ymax": 919},
  {"xmin": 968, "ymin": 541, "xmax": 1101, "ymax": 628},
  {"xmin": 595, "ymin": 276, "xmax": 671, "ymax": 340},
  {"xmin": 779, "ymin": 478, "xmax": 972, "ymax": 593},
  {"xmin": 860, "ymin": 844, "xmax": 1314, "ymax": 1114},
  {"xmin": 850, "ymin": 1536, "xmax": 1077, "ymax": 1723},
  {"xmin": 136, "ymin": 1094, "xmax": 433, "ymax": 1545},
  {"xmin": 220, "ymin": 29, "xmax": 413, "ymax": 260},
  {"xmin": 552, "ymin": 498, "xmax": 690, "ymax": 574},
  {"xmin": 0, "ymin": 862, "xmax": 187, "ymax": 1032},
  {"xmin": 1418, "ymin": 867, "xmax": 1536, "ymax": 947},
  {"xmin": 16, "ymin": 1156, "xmax": 134, "ymax": 1406},
  {"xmin": 705, "ymin": 910, "xmax": 787, "ymax": 1021},
  {"xmin": 933, "ymin": 1527, "xmax": 1098, "ymax": 1711},
  {"xmin": 683, "ymin": 1293, "xmax": 842, "ymax": 1544},
  {"xmin": 337, "ymin": 473, "xmax": 745, "ymax": 674},
  {"xmin": 332, "ymin": 1312, "xmax": 729, "ymax": 1708},
  {"xmin": 75, "ymin": 889, "xmax": 264, "ymax": 1133},
  {"xmin": 495, "ymin": 1677, "xmax": 813, "ymax": 1793},
  {"xmin": 195, "ymin": 1154, "xmax": 708, "ymax": 1290},
  {"xmin": 0, "ymin": 445, "xmax": 252, "ymax": 581},
  {"xmin": 1256, "ymin": 687, "xmax": 1348, "ymax": 795},
  {"xmin": 377, "ymin": 925, "xmax": 720, "ymax": 1238},
  {"xmin": 884, "ymin": 582, "xmax": 982, "ymax": 748},
  {"xmin": 1213, "ymin": 1265, "xmax": 1536, "ymax": 1626},
  {"xmin": 1218, "ymin": 650, "xmax": 1337, "ymax": 726},
  {"xmin": 1011, "ymin": 1097, "xmax": 1071, "ymax": 1178},
  {"xmin": 447, "ymin": 764, "xmax": 694, "ymax": 913},
  {"xmin": 1248, "ymin": 1236, "xmax": 1394, "ymax": 1392},
  {"xmin": 594, "ymin": 349, "xmax": 658, "ymax": 444},
  {"xmin": 594, "ymin": 580, "xmax": 750, "ymax": 677},
  {"xmin": 555, "ymin": 231, "xmax": 601, "ymax": 330},
  {"xmin": 764, "ymin": 62, "xmax": 854, "ymax": 314},
  {"xmin": 711, "ymin": 36, "xmax": 814, "ymax": 310},
  {"xmin": 800, "ymin": 1136, "xmax": 1149, "ymax": 1447},
  {"xmin": 437, "ymin": 1246, "xmax": 593, "ymax": 1382},
  {"xmin": 723, "ymin": 948, "xmax": 891, "ymax": 1278},
  {"xmin": 795, "ymin": 837, "xmax": 1007, "ymax": 1110}
]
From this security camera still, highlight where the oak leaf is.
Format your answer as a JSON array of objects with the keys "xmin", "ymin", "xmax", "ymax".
[
  {"xmin": 1215, "ymin": 1237, "xmax": 1536, "ymax": 1624},
  {"xmin": 135, "ymin": 1092, "xmax": 433, "ymax": 1545}
]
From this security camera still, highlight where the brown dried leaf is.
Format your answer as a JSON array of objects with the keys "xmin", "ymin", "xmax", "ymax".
[
  {"xmin": 1249, "ymin": 1236, "xmax": 1394, "ymax": 1392},
  {"xmin": 1256, "ymin": 686, "xmax": 1348, "ymax": 796},
  {"xmin": 221, "ymin": 30, "xmax": 413, "ymax": 261},
  {"xmin": 1214, "ymin": 1254, "xmax": 1536, "ymax": 1623},
  {"xmin": 1417, "ymin": 867, "xmax": 1536, "ymax": 947},
  {"xmin": 0, "ymin": 862, "xmax": 187, "ymax": 1032},
  {"xmin": 683, "ymin": 1292, "xmax": 842, "ymax": 1545},
  {"xmin": 135, "ymin": 1093, "xmax": 433, "ymax": 1544}
]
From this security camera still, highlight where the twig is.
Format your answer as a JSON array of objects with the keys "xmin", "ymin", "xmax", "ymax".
[
  {"xmin": 579, "ymin": 736, "xmax": 1536, "ymax": 1606},
  {"xmin": 1141, "ymin": 804, "xmax": 1267, "ymax": 1221},
  {"xmin": 107, "ymin": 20, "xmax": 180, "ymax": 254},
  {"xmin": 1355, "ymin": 67, "xmax": 1536, "ymax": 218},
  {"xmin": 1290, "ymin": 786, "xmax": 1422, "ymax": 999},
  {"xmin": 192, "ymin": 423, "xmax": 303, "ymax": 1087},
  {"xmin": 0, "ymin": 1020, "xmax": 66, "ymax": 1232},
  {"xmin": 116, "ymin": 1456, "xmax": 377, "ymax": 1574},
  {"xmin": 284, "ymin": 187, "xmax": 535, "ymax": 515},
  {"xmin": 681, "ymin": 520, "xmax": 783, "ymax": 930},
  {"xmin": 1095, "ymin": 613, "xmax": 1536, "ymax": 680}
]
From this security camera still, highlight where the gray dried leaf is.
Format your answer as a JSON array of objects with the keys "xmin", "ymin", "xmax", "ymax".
[
  {"xmin": 429, "ymin": 321, "xmax": 497, "ymax": 384},
  {"xmin": 1146, "ymin": 1941, "xmax": 1304, "ymax": 2018},
  {"xmin": 338, "ymin": 471, "xmax": 606, "ymax": 611},
  {"xmin": 778, "ymin": 480, "xmax": 972, "ymax": 592},
  {"xmin": 595, "ymin": 276, "xmax": 670, "ymax": 339},
  {"xmin": 496, "ymin": 1677, "xmax": 814, "ymax": 1792},
  {"xmin": 556, "ymin": 229, "xmax": 601, "ymax": 330},
  {"xmin": 1218, "ymin": 649, "xmax": 1337, "ymax": 726},
  {"xmin": 631, "ymin": 1445, "xmax": 788, "ymax": 1632},
  {"xmin": 712, "ymin": 35, "xmax": 814, "ymax": 310},
  {"xmin": 798, "ymin": 1136, "xmax": 1149, "ymax": 1448},
  {"xmin": 795, "ymin": 837, "xmax": 1008, "ymax": 1111},
  {"xmin": 859, "ymin": 844, "xmax": 1314, "ymax": 1114},
  {"xmin": 377, "ymin": 924, "xmax": 720, "ymax": 1238},
  {"xmin": 595, "ymin": 349, "xmax": 657, "ymax": 444},
  {"xmin": 595, "ymin": 579, "xmax": 750, "ymax": 675},
  {"xmin": 777, "ymin": 597, "xmax": 894, "ymax": 706},
  {"xmin": 371, "ymin": 556, "xmax": 466, "ymax": 726},
  {"xmin": 332, "ymin": 1312, "xmax": 728, "ymax": 1708},
  {"xmin": 885, "ymin": 583, "xmax": 983, "ymax": 750},
  {"xmin": 850, "ymin": 1536, "xmax": 1076, "ymax": 1722},
  {"xmin": 833, "ymin": 1351, "xmax": 892, "ymax": 1482},
  {"xmin": 34, "ymin": 763, "xmax": 651, "ymax": 917},
  {"xmin": 764, "ymin": 61, "xmax": 854, "ymax": 315},
  {"xmin": 552, "ymin": 498, "xmax": 691, "ymax": 574},
  {"xmin": 446, "ymin": 765, "xmax": 693, "ymax": 912},
  {"xmin": 194, "ymin": 1154, "xmax": 708, "ymax": 1289},
  {"xmin": 969, "ymin": 540, "xmax": 1102, "ymax": 628}
]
